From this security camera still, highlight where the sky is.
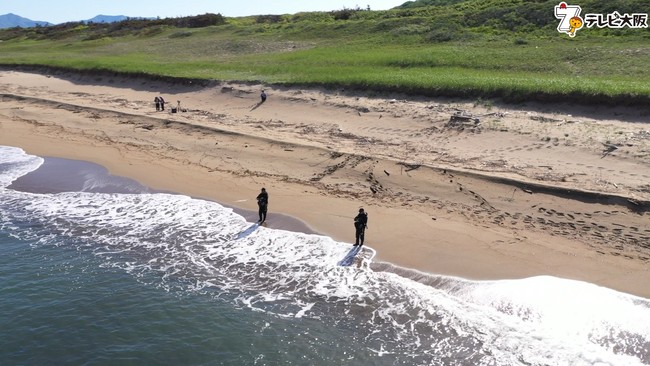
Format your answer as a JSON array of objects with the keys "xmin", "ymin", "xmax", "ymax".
[{"xmin": 0, "ymin": 0, "xmax": 409, "ymax": 24}]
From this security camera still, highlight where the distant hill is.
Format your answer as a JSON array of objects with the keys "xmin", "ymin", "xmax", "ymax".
[
  {"xmin": 0, "ymin": 13, "xmax": 147, "ymax": 28},
  {"xmin": 84, "ymin": 15, "xmax": 129, "ymax": 24},
  {"xmin": 0, "ymin": 13, "xmax": 51, "ymax": 28}
]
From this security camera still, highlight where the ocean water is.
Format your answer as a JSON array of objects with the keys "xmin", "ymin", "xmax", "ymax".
[{"xmin": 1, "ymin": 145, "xmax": 649, "ymax": 366}]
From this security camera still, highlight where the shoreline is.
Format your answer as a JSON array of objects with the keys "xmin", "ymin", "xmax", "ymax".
[
  {"xmin": 9, "ymin": 155, "xmax": 319, "ymax": 236},
  {"xmin": 1, "ymin": 70, "xmax": 648, "ymax": 298}
]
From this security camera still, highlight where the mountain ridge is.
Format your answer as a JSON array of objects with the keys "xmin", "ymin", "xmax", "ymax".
[
  {"xmin": 0, "ymin": 13, "xmax": 132, "ymax": 28},
  {"xmin": 0, "ymin": 13, "xmax": 51, "ymax": 28},
  {"xmin": 85, "ymin": 15, "xmax": 129, "ymax": 24}
]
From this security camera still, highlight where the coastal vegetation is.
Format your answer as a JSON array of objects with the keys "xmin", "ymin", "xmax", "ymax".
[{"xmin": 0, "ymin": 0, "xmax": 648, "ymax": 105}]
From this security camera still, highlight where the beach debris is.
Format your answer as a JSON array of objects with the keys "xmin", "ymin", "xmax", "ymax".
[
  {"xmin": 366, "ymin": 172, "xmax": 383, "ymax": 194},
  {"xmin": 481, "ymin": 112, "xmax": 506, "ymax": 118},
  {"xmin": 601, "ymin": 142, "xmax": 618, "ymax": 158},
  {"xmin": 446, "ymin": 112, "xmax": 481, "ymax": 132},
  {"xmin": 530, "ymin": 115, "xmax": 563, "ymax": 123},
  {"xmin": 448, "ymin": 111, "xmax": 480, "ymax": 124},
  {"xmin": 383, "ymin": 170, "xmax": 390, "ymax": 176},
  {"xmin": 355, "ymin": 107, "xmax": 370, "ymax": 116},
  {"xmin": 507, "ymin": 188, "xmax": 517, "ymax": 201},
  {"xmin": 397, "ymin": 162, "xmax": 421, "ymax": 172}
]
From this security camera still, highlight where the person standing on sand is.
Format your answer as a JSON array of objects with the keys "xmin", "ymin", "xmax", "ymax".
[
  {"xmin": 154, "ymin": 96, "xmax": 161, "ymax": 111},
  {"xmin": 260, "ymin": 90, "xmax": 267, "ymax": 103},
  {"xmin": 159, "ymin": 96, "xmax": 165, "ymax": 111},
  {"xmin": 256, "ymin": 188, "xmax": 269, "ymax": 223},
  {"xmin": 353, "ymin": 208, "xmax": 368, "ymax": 246}
]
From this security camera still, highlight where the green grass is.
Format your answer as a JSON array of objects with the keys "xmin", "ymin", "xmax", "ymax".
[{"xmin": 1, "ymin": 1, "xmax": 649, "ymax": 105}]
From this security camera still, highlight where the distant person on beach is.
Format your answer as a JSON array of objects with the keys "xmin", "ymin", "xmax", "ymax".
[
  {"xmin": 154, "ymin": 96, "xmax": 161, "ymax": 111},
  {"xmin": 260, "ymin": 90, "xmax": 267, "ymax": 103},
  {"xmin": 256, "ymin": 188, "xmax": 268, "ymax": 223},
  {"xmin": 353, "ymin": 208, "xmax": 368, "ymax": 246},
  {"xmin": 159, "ymin": 96, "xmax": 165, "ymax": 111}
]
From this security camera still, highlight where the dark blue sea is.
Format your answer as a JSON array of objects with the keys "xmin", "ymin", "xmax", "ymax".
[{"xmin": 1, "ymin": 145, "xmax": 649, "ymax": 366}]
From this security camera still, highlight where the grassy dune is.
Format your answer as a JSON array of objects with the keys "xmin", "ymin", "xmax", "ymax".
[{"xmin": 1, "ymin": 0, "xmax": 649, "ymax": 105}]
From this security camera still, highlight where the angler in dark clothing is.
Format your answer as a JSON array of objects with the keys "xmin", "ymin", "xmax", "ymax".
[
  {"xmin": 353, "ymin": 208, "xmax": 368, "ymax": 246},
  {"xmin": 256, "ymin": 188, "xmax": 268, "ymax": 223},
  {"xmin": 260, "ymin": 90, "xmax": 267, "ymax": 103},
  {"xmin": 154, "ymin": 96, "xmax": 161, "ymax": 111}
]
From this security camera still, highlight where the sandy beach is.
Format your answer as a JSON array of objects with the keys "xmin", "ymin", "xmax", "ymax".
[{"xmin": 1, "ymin": 68, "xmax": 649, "ymax": 298}]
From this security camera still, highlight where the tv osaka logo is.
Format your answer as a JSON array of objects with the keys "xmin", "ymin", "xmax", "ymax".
[{"xmin": 554, "ymin": 2, "xmax": 648, "ymax": 38}]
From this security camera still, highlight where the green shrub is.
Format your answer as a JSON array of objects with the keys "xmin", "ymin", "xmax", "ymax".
[
  {"xmin": 256, "ymin": 15, "xmax": 284, "ymax": 24},
  {"xmin": 290, "ymin": 12, "xmax": 334, "ymax": 23}
]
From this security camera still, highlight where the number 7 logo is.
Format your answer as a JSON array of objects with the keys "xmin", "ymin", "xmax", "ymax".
[{"xmin": 555, "ymin": 2, "xmax": 584, "ymax": 37}]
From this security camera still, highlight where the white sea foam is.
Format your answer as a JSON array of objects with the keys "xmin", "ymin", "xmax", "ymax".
[
  {"xmin": 2, "ymin": 145, "xmax": 649, "ymax": 366},
  {"xmin": 0, "ymin": 146, "xmax": 43, "ymax": 188}
]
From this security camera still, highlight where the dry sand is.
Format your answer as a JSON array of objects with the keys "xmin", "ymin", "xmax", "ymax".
[{"xmin": 1, "ymin": 69, "xmax": 649, "ymax": 298}]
